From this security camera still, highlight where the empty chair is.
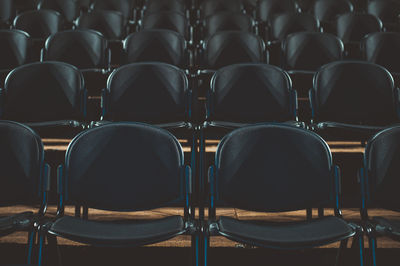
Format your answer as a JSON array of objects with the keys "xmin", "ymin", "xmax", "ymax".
[
  {"xmin": 38, "ymin": 0, "xmax": 80, "ymax": 25},
  {"xmin": 0, "ymin": 61, "xmax": 87, "ymax": 135},
  {"xmin": 13, "ymin": 10, "xmax": 64, "ymax": 39},
  {"xmin": 37, "ymin": 122, "xmax": 196, "ymax": 266},
  {"xmin": 0, "ymin": 120, "xmax": 49, "ymax": 264},
  {"xmin": 360, "ymin": 126, "xmax": 400, "ymax": 266},
  {"xmin": 0, "ymin": 29, "xmax": 31, "ymax": 85},
  {"xmin": 282, "ymin": 32, "xmax": 344, "ymax": 95},
  {"xmin": 0, "ymin": 0, "xmax": 15, "ymax": 29},
  {"xmin": 336, "ymin": 13, "xmax": 382, "ymax": 58},
  {"xmin": 367, "ymin": 0, "xmax": 400, "ymax": 31},
  {"xmin": 361, "ymin": 32, "xmax": 400, "ymax": 77},
  {"xmin": 309, "ymin": 61, "xmax": 400, "ymax": 140},
  {"xmin": 312, "ymin": 0, "xmax": 354, "ymax": 32},
  {"xmin": 143, "ymin": 0, "xmax": 187, "ymax": 16},
  {"xmin": 102, "ymin": 62, "xmax": 191, "ymax": 126},
  {"xmin": 198, "ymin": 0, "xmax": 243, "ymax": 20},
  {"xmin": 199, "ymin": 11, "xmax": 255, "ymax": 41},
  {"xmin": 205, "ymin": 123, "xmax": 364, "ymax": 265},
  {"xmin": 91, "ymin": 0, "xmax": 136, "ymax": 22},
  {"xmin": 256, "ymin": 0, "xmax": 298, "ymax": 25},
  {"xmin": 123, "ymin": 29, "xmax": 189, "ymax": 68},
  {"xmin": 14, "ymin": 0, "xmax": 38, "ymax": 13},
  {"xmin": 42, "ymin": 29, "xmax": 110, "ymax": 95},
  {"xmin": 76, "ymin": 10, "xmax": 127, "ymax": 40},
  {"xmin": 140, "ymin": 11, "xmax": 191, "ymax": 41}
]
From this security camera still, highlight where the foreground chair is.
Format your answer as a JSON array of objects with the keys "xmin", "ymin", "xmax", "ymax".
[
  {"xmin": 38, "ymin": 122, "xmax": 197, "ymax": 266},
  {"xmin": 0, "ymin": 120, "xmax": 49, "ymax": 264},
  {"xmin": 360, "ymin": 126, "xmax": 400, "ymax": 266},
  {"xmin": 205, "ymin": 123, "xmax": 364, "ymax": 266}
]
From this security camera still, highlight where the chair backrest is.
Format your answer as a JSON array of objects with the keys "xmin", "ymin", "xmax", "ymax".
[
  {"xmin": 123, "ymin": 29, "xmax": 186, "ymax": 67},
  {"xmin": 0, "ymin": 120, "xmax": 44, "ymax": 206},
  {"xmin": 200, "ymin": 0, "xmax": 243, "ymax": 19},
  {"xmin": 2, "ymin": 61, "xmax": 85, "ymax": 122},
  {"xmin": 91, "ymin": 0, "xmax": 135, "ymax": 21},
  {"xmin": 361, "ymin": 32, "xmax": 400, "ymax": 73},
  {"xmin": 270, "ymin": 12, "xmax": 319, "ymax": 41},
  {"xmin": 257, "ymin": 0, "xmax": 298, "ymax": 24},
  {"xmin": 203, "ymin": 11, "xmax": 254, "ymax": 38},
  {"xmin": 76, "ymin": 10, "xmax": 125, "ymax": 40},
  {"xmin": 312, "ymin": 0, "xmax": 354, "ymax": 23},
  {"xmin": 13, "ymin": 9, "xmax": 63, "ymax": 39},
  {"xmin": 367, "ymin": 0, "xmax": 400, "ymax": 25},
  {"xmin": 336, "ymin": 13, "xmax": 382, "ymax": 43},
  {"xmin": 0, "ymin": 0, "xmax": 15, "ymax": 25},
  {"xmin": 364, "ymin": 126, "xmax": 400, "ymax": 211},
  {"xmin": 208, "ymin": 63, "xmax": 296, "ymax": 123},
  {"xmin": 311, "ymin": 60, "xmax": 399, "ymax": 125},
  {"xmin": 282, "ymin": 32, "xmax": 343, "ymax": 71},
  {"xmin": 144, "ymin": 0, "xmax": 186, "ymax": 15},
  {"xmin": 63, "ymin": 122, "xmax": 185, "ymax": 211},
  {"xmin": 38, "ymin": 0, "xmax": 80, "ymax": 23},
  {"xmin": 203, "ymin": 31, "xmax": 266, "ymax": 70},
  {"xmin": 44, "ymin": 29, "xmax": 108, "ymax": 69},
  {"xmin": 104, "ymin": 62, "xmax": 189, "ymax": 123},
  {"xmin": 141, "ymin": 11, "xmax": 189, "ymax": 40},
  {"xmin": 214, "ymin": 124, "xmax": 334, "ymax": 212},
  {"xmin": 0, "ymin": 29, "xmax": 31, "ymax": 70}
]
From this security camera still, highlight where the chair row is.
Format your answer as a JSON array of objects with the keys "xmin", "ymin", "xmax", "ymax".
[{"xmin": 2, "ymin": 120, "xmax": 399, "ymax": 265}]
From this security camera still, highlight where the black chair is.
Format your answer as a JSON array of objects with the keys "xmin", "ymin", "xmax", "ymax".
[
  {"xmin": 367, "ymin": 0, "xmax": 400, "ymax": 31},
  {"xmin": 0, "ymin": 29, "xmax": 32, "ymax": 86},
  {"xmin": 360, "ymin": 126, "xmax": 400, "ymax": 266},
  {"xmin": 91, "ymin": 0, "xmax": 136, "ymax": 23},
  {"xmin": 37, "ymin": 122, "xmax": 197, "ymax": 266},
  {"xmin": 312, "ymin": 0, "xmax": 354, "ymax": 32},
  {"xmin": 205, "ymin": 123, "xmax": 364, "ymax": 266},
  {"xmin": 336, "ymin": 12, "xmax": 382, "ymax": 58},
  {"xmin": 309, "ymin": 60, "xmax": 400, "ymax": 141},
  {"xmin": 142, "ymin": 0, "xmax": 187, "ymax": 17},
  {"xmin": 281, "ymin": 32, "xmax": 344, "ymax": 96},
  {"xmin": 42, "ymin": 29, "xmax": 110, "ymax": 96},
  {"xmin": 361, "ymin": 32, "xmax": 400, "ymax": 74},
  {"xmin": 123, "ymin": 29, "xmax": 190, "ymax": 69},
  {"xmin": 198, "ymin": 0, "xmax": 243, "ymax": 21},
  {"xmin": 38, "ymin": 0, "xmax": 80, "ymax": 25},
  {"xmin": 198, "ymin": 11, "xmax": 255, "ymax": 42},
  {"xmin": 0, "ymin": 0, "xmax": 15, "ymax": 29},
  {"xmin": 76, "ymin": 10, "xmax": 127, "ymax": 41},
  {"xmin": 0, "ymin": 61, "xmax": 87, "ymax": 136},
  {"xmin": 140, "ymin": 11, "xmax": 191, "ymax": 43},
  {"xmin": 14, "ymin": 0, "xmax": 38, "ymax": 13},
  {"xmin": 0, "ymin": 120, "xmax": 49, "ymax": 264}
]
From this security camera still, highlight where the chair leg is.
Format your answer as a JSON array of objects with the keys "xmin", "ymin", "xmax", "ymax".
[
  {"xmin": 192, "ymin": 234, "xmax": 200, "ymax": 266},
  {"xmin": 47, "ymin": 235, "xmax": 63, "ymax": 266},
  {"xmin": 37, "ymin": 231, "xmax": 45, "ymax": 266},
  {"xmin": 369, "ymin": 236, "xmax": 377, "ymax": 266},
  {"xmin": 27, "ymin": 230, "xmax": 36, "ymax": 264},
  {"xmin": 203, "ymin": 234, "xmax": 209, "ymax": 266},
  {"xmin": 335, "ymin": 239, "xmax": 348, "ymax": 266},
  {"xmin": 357, "ymin": 232, "xmax": 365, "ymax": 266}
]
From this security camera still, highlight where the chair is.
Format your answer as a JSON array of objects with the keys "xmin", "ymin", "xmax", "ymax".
[
  {"xmin": 0, "ymin": 120, "xmax": 49, "ymax": 264},
  {"xmin": 76, "ymin": 10, "xmax": 127, "ymax": 41},
  {"xmin": 312, "ymin": 0, "xmax": 354, "ymax": 32},
  {"xmin": 0, "ymin": 29, "xmax": 32, "ymax": 86},
  {"xmin": 91, "ymin": 0, "xmax": 136, "ymax": 23},
  {"xmin": 42, "ymin": 29, "xmax": 110, "ymax": 95},
  {"xmin": 37, "ymin": 122, "xmax": 197, "ymax": 266},
  {"xmin": 281, "ymin": 32, "xmax": 344, "ymax": 96},
  {"xmin": 367, "ymin": 0, "xmax": 400, "ymax": 31},
  {"xmin": 0, "ymin": 61, "xmax": 87, "ymax": 136},
  {"xmin": 0, "ymin": 0, "xmax": 15, "ymax": 29},
  {"xmin": 309, "ymin": 60, "xmax": 400, "ymax": 141},
  {"xmin": 360, "ymin": 126, "xmax": 400, "ymax": 266},
  {"xmin": 205, "ymin": 123, "xmax": 364, "ymax": 266},
  {"xmin": 38, "ymin": 0, "xmax": 80, "ymax": 25},
  {"xmin": 122, "ymin": 29, "xmax": 190, "ymax": 69},
  {"xmin": 256, "ymin": 0, "xmax": 298, "ymax": 27},
  {"xmin": 142, "ymin": 0, "xmax": 187, "ymax": 16},
  {"xmin": 198, "ymin": 0, "xmax": 243, "ymax": 20}
]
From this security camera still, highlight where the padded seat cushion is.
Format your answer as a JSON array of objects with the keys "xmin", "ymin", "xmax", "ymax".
[
  {"xmin": 49, "ymin": 215, "xmax": 186, "ymax": 246},
  {"xmin": 373, "ymin": 216, "xmax": 400, "ymax": 238},
  {"xmin": 217, "ymin": 216, "xmax": 355, "ymax": 248},
  {"xmin": 0, "ymin": 211, "xmax": 34, "ymax": 235}
]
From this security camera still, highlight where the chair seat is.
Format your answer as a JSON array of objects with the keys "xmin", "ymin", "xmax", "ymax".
[
  {"xmin": 48, "ymin": 215, "xmax": 186, "ymax": 246},
  {"xmin": 0, "ymin": 211, "xmax": 34, "ymax": 236},
  {"xmin": 216, "ymin": 216, "xmax": 356, "ymax": 249},
  {"xmin": 372, "ymin": 217, "xmax": 400, "ymax": 239}
]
